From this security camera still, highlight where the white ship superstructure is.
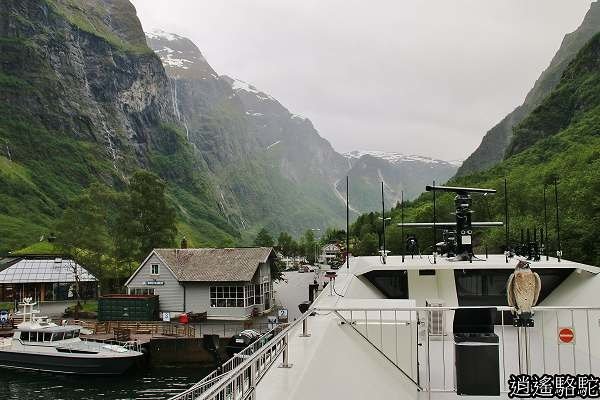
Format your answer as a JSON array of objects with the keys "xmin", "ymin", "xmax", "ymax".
[{"xmin": 165, "ymin": 252, "xmax": 599, "ymax": 400}]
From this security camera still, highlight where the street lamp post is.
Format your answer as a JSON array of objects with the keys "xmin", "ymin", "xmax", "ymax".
[{"xmin": 310, "ymin": 228, "xmax": 321, "ymax": 266}]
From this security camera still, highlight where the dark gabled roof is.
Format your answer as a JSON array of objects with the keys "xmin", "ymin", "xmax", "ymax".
[{"xmin": 154, "ymin": 247, "xmax": 275, "ymax": 282}]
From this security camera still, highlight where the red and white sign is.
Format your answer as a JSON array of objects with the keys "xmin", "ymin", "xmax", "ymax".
[{"xmin": 558, "ymin": 327, "xmax": 575, "ymax": 344}]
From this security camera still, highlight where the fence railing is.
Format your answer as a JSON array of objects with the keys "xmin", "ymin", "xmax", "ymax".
[
  {"xmin": 320, "ymin": 305, "xmax": 600, "ymax": 393},
  {"xmin": 183, "ymin": 324, "xmax": 287, "ymax": 396},
  {"xmin": 168, "ymin": 313, "xmax": 311, "ymax": 400},
  {"xmin": 86, "ymin": 321, "xmax": 196, "ymax": 337}
]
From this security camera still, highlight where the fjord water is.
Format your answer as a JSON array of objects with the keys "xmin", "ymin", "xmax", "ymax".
[{"xmin": 0, "ymin": 367, "xmax": 211, "ymax": 400}]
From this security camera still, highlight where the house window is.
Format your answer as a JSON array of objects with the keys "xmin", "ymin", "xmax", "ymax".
[
  {"xmin": 210, "ymin": 285, "xmax": 255, "ymax": 308},
  {"xmin": 151, "ymin": 264, "xmax": 159, "ymax": 275},
  {"xmin": 254, "ymin": 284, "xmax": 263, "ymax": 305},
  {"xmin": 130, "ymin": 288, "xmax": 155, "ymax": 295},
  {"xmin": 262, "ymin": 282, "xmax": 271, "ymax": 302},
  {"xmin": 245, "ymin": 285, "xmax": 255, "ymax": 307}
]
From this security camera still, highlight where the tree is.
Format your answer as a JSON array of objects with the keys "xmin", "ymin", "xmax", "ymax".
[
  {"xmin": 55, "ymin": 188, "xmax": 111, "ymax": 312},
  {"xmin": 320, "ymin": 228, "xmax": 346, "ymax": 245},
  {"xmin": 355, "ymin": 233, "xmax": 379, "ymax": 256},
  {"xmin": 254, "ymin": 228, "xmax": 274, "ymax": 247},
  {"xmin": 300, "ymin": 229, "xmax": 317, "ymax": 264},
  {"xmin": 128, "ymin": 171, "xmax": 177, "ymax": 260},
  {"xmin": 277, "ymin": 232, "xmax": 296, "ymax": 256},
  {"xmin": 386, "ymin": 225, "xmax": 403, "ymax": 255}
]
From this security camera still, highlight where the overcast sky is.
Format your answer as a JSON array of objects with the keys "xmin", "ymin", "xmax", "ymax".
[{"xmin": 131, "ymin": 0, "xmax": 593, "ymax": 160}]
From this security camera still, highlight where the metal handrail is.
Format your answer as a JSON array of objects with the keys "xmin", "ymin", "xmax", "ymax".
[
  {"xmin": 185, "ymin": 323, "xmax": 287, "ymax": 393},
  {"xmin": 168, "ymin": 310, "xmax": 313, "ymax": 400},
  {"xmin": 325, "ymin": 304, "xmax": 600, "ymax": 394},
  {"xmin": 317, "ymin": 305, "xmax": 513, "ymax": 311}
]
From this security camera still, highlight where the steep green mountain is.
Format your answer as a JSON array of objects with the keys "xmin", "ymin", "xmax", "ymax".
[
  {"xmin": 145, "ymin": 31, "xmax": 347, "ymax": 237},
  {"xmin": 0, "ymin": 0, "xmax": 239, "ymax": 253},
  {"xmin": 358, "ymin": 32, "xmax": 600, "ymax": 267},
  {"xmin": 145, "ymin": 31, "xmax": 460, "ymax": 232},
  {"xmin": 457, "ymin": 0, "xmax": 600, "ymax": 176}
]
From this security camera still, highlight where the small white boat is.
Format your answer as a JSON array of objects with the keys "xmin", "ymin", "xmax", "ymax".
[{"xmin": 0, "ymin": 299, "xmax": 144, "ymax": 375}]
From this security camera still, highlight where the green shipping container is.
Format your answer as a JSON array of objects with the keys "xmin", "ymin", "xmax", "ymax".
[{"xmin": 98, "ymin": 294, "xmax": 159, "ymax": 321}]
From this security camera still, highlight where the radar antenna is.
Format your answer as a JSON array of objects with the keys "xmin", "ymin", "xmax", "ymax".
[{"xmin": 398, "ymin": 185, "xmax": 503, "ymax": 261}]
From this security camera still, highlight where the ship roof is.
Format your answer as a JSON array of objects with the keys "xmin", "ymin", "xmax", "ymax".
[{"xmin": 349, "ymin": 254, "xmax": 599, "ymax": 276}]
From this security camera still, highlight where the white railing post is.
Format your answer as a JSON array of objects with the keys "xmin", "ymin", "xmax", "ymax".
[
  {"xmin": 249, "ymin": 361, "xmax": 256, "ymax": 400},
  {"xmin": 278, "ymin": 334, "xmax": 293, "ymax": 368},
  {"xmin": 299, "ymin": 318, "xmax": 310, "ymax": 337}
]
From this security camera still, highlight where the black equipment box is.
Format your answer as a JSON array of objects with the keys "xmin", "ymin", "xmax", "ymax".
[{"xmin": 453, "ymin": 308, "xmax": 500, "ymax": 396}]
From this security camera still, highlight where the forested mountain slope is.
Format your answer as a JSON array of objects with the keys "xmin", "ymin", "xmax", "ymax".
[
  {"xmin": 457, "ymin": 1, "xmax": 600, "ymax": 176},
  {"xmin": 356, "ymin": 32, "xmax": 600, "ymax": 267}
]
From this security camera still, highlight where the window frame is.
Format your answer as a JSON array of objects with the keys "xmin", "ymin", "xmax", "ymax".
[
  {"xmin": 130, "ymin": 287, "xmax": 155, "ymax": 295},
  {"xmin": 210, "ymin": 285, "xmax": 255, "ymax": 308},
  {"xmin": 151, "ymin": 264, "xmax": 160, "ymax": 275}
]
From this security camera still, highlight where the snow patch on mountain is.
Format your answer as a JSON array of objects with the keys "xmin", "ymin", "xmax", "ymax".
[
  {"xmin": 145, "ymin": 30, "xmax": 209, "ymax": 72},
  {"xmin": 146, "ymin": 29, "xmax": 181, "ymax": 41},
  {"xmin": 228, "ymin": 78, "xmax": 275, "ymax": 101},
  {"xmin": 345, "ymin": 150, "xmax": 460, "ymax": 167}
]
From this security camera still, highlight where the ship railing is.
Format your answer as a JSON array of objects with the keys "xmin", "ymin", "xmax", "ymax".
[
  {"xmin": 185, "ymin": 323, "xmax": 288, "ymax": 393},
  {"xmin": 318, "ymin": 305, "xmax": 600, "ymax": 394},
  {"xmin": 167, "ymin": 312, "xmax": 311, "ymax": 400}
]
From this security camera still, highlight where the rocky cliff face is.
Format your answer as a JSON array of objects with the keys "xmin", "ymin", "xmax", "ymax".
[
  {"xmin": 2, "ymin": 0, "xmax": 173, "ymax": 170},
  {"xmin": 0, "ymin": 0, "xmax": 238, "ymax": 251},
  {"xmin": 457, "ymin": 0, "xmax": 600, "ymax": 177}
]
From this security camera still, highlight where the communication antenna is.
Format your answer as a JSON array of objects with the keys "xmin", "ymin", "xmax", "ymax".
[
  {"xmin": 432, "ymin": 180, "xmax": 437, "ymax": 264},
  {"xmin": 504, "ymin": 177, "xmax": 510, "ymax": 262},
  {"xmin": 543, "ymin": 185, "xmax": 549, "ymax": 261},
  {"xmin": 554, "ymin": 177, "xmax": 562, "ymax": 262},
  {"xmin": 380, "ymin": 181, "xmax": 387, "ymax": 265},
  {"xmin": 346, "ymin": 176, "xmax": 350, "ymax": 269},
  {"xmin": 526, "ymin": 228, "xmax": 533, "ymax": 260},
  {"xmin": 401, "ymin": 190, "xmax": 405, "ymax": 263}
]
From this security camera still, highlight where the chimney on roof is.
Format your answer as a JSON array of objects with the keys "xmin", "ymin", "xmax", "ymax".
[{"xmin": 181, "ymin": 237, "xmax": 188, "ymax": 249}]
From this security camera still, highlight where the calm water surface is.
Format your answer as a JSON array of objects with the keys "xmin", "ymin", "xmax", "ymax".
[{"xmin": 0, "ymin": 366, "xmax": 211, "ymax": 400}]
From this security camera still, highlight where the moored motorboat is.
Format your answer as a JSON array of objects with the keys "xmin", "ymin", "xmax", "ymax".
[{"xmin": 0, "ymin": 299, "xmax": 144, "ymax": 375}]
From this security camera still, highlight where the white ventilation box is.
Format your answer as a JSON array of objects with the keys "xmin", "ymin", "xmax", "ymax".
[{"xmin": 426, "ymin": 299, "xmax": 445, "ymax": 336}]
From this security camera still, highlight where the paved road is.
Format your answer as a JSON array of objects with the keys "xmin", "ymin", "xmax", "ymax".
[{"xmin": 273, "ymin": 270, "xmax": 323, "ymax": 321}]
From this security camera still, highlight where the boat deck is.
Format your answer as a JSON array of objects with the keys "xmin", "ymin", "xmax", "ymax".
[{"xmin": 256, "ymin": 262, "xmax": 600, "ymax": 400}]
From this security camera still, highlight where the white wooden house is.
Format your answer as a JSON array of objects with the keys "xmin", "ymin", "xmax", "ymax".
[{"xmin": 125, "ymin": 247, "xmax": 276, "ymax": 320}]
